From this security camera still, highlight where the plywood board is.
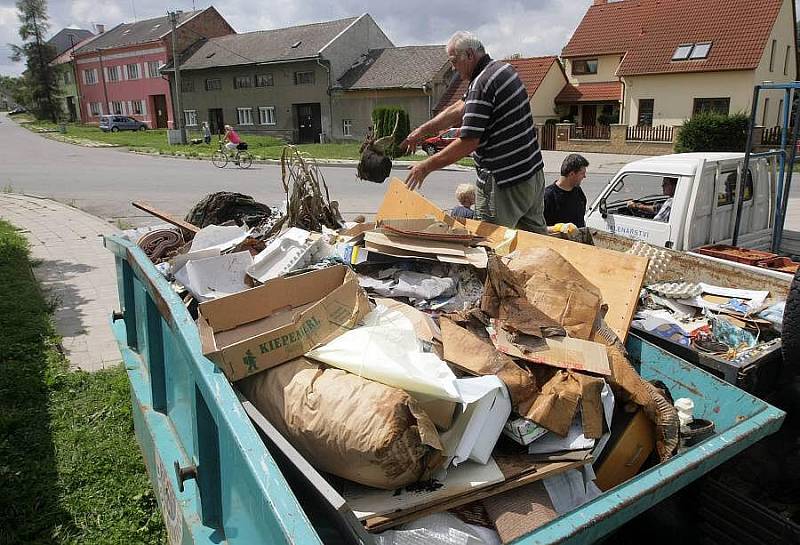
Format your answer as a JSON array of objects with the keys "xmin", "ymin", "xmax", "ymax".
[{"xmin": 375, "ymin": 179, "xmax": 648, "ymax": 340}]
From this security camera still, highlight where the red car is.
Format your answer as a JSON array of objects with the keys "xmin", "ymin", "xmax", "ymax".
[{"xmin": 422, "ymin": 127, "xmax": 460, "ymax": 155}]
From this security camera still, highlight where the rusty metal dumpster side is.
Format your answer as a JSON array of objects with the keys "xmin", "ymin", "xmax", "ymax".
[{"xmin": 105, "ymin": 234, "xmax": 323, "ymax": 545}]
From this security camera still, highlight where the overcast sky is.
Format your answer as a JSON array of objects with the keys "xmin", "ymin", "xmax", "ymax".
[
  {"xmin": 1, "ymin": 0, "xmax": 798, "ymax": 76},
  {"xmin": 0, "ymin": 0, "xmax": 598, "ymax": 76}
]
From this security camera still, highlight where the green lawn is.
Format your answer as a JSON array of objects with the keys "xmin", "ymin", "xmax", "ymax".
[
  {"xmin": 0, "ymin": 220, "xmax": 165, "ymax": 545},
  {"xmin": 18, "ymin": 117, "xmax": 474, "ymax": 166}
]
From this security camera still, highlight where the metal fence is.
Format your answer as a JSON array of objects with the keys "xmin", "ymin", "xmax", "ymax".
[
  {"xmin": 626, "ymin": 125, "xmax": 674, "ymax": 142},
  {"xmin": 570, "ymin": 124, "xmax": 611, "ymax": 140}
]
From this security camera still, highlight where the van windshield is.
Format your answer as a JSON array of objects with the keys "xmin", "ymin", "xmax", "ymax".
[{"xmin": 605, "ymin": 173, "xmax": 679, "ymax": 220}]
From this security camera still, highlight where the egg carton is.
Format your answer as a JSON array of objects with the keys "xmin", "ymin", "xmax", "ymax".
[
  {"xmin": 627, "ymin": 240, "xmax": 672, "ymax": 284},
  {"xmin": 647, "ymin": 281, "xmax": 702, "ymax": 300}
]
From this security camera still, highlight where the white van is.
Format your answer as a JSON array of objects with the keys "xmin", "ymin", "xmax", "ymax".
[{"xmin": 585, "ymin": 153, "xmax": 776, "ymax": 251}]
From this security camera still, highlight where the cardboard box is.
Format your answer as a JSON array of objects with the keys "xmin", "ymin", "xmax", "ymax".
[
  {"xmin": 503, "ymin": 417, "xmax": 550, "ymax": 446},
  {"xmin": 198, "ymin": 265, "xmax": 371, "ymax": 381}
]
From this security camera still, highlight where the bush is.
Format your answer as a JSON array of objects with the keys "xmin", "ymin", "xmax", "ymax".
[
  {"xmin": 371, "ymin": 106, "xmax": 410, "ymax": 158},
  {"xmin": 674, "ymin": 112, "xmax": 749, "ymax": 153}
]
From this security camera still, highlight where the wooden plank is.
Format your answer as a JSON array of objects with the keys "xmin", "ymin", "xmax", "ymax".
[
  {"xmin": 376, "ymin": 179, "xmax": 647, "ymax": 340},
  {"xmin": 131, "ymin": 200, "xmax": 200, "ymax": 238},
  {"xmin": 363, "ymin": 459, "xmax": 586, "ymax": 532}
]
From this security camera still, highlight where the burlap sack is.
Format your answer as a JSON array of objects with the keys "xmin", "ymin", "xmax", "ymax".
[{"xmin": 238, "ymin": 357, "xmax": 444, "ymax": 490}]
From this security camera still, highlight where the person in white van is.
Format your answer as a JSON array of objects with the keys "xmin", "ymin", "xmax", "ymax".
[{"xmin": 627, "ymin": 177, "xmax": 677, "ymax": 222}]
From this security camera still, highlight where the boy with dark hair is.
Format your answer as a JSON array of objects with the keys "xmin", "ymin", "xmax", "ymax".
[{"xmin": 544, "ymin": 154, "xmax": 589, "ymax": 232}]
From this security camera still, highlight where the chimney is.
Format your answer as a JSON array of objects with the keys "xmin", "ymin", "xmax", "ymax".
[{"xmin": 95, "ymin": 23, "xmax": 105, "ymax": 34}]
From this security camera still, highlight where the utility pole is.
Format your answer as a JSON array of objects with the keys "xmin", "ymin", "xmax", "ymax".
[{"xmin": 168, "ymin": 10, "xmax": 185, "ymax": 143}]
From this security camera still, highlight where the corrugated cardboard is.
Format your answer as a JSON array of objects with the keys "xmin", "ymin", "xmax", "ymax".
[{"xmin": 198, "ymin": 265, "xmax": 371, "ymax": 381}]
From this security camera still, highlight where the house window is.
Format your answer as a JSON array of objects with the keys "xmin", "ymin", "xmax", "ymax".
[
  {"xmin": 672, "ymin": 44, "xmax": 694, "ymax": 60},
  {"xmin": 84, "ymin": 68, "xmax": 97, "ymax": 85},
  {"xmin": 769, "ymin": 39, "xmax": 776, "ymax": 72},
  {"xmin": 637, "ymin": 99, "xmax": 654, "ymax": 126},
  {"xmin": 126, "ymin": 63, "xmax": 139, "ymax": 79},
  {"xmin": 62, "ymin": 71, "xmax": 71, "ymax": 85},
  {"xmin": 693, "ymin": 97, "xmax": 730, "ymax": 116},
  {"xmin": 294, "ymin": 71, "xmax": 315, "ymax": 85},
  {"xmin": 785, "ymin": 46, "xmax": 792, "ymax": 76},
  {"xmin": 111, "ymin": 101, "xmax": 123, "ymax": 115},
  {"xmin": 571, "ymin": 59, "xmax": 598, "ymax": 75},
  {"xmin": 107, "ymin": 66, "xmax": 120, "ymax": 82},
  {"xmin": 181, "ymin": 79, "xmax": 194, "ymax": 92},
  {"xmin": 342, "ymin": 119, "xmax": 352, "ymax": 136},
  {"xmin": 255, "ymin": 73, "xmax": 274, "ymax": 87},
  {"xmin": 205, "ymin": 78, "xmax": 222, "ymax": 91},
  {"xmin": 689, "ymin": 42, "xmax": 711, "ymax": 59},
  {"xmin": 762, "ymin": 98, "xmax": 769, "ymax": 127},
  {"xmin": 258, "ymin": 106, "xmax": 275, "ymax": 125},
  {"xmin": 184, "ymin": 110, "xmax": 198, "ymax": 126},
  {"xmin": 89, "ymin": 102, "xmax": 102, "ymax": 116},
  {"xmin": 147, "ymin": 61, "xmax": 160, "ymax": 78},
  {"xmin": 237, "ymin": 107, "xmax": 253, "ymax": 125},
  {"xmin": 132, "ymin": 100, "xmax": 144, "ymax": 115},
  {"xmin": 234, "ymin": 76, "xmax": 252, "ymax": 89}
]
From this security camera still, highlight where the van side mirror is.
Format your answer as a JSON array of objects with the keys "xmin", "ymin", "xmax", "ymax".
[{"xmin": 599, "ymin": 199, "xmax": 608, "ymax": 218}]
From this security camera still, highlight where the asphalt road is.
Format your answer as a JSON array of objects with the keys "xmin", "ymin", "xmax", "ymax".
[{"xmin": 0, "ymin": 115, "xmax": 615, "ymax": 226}]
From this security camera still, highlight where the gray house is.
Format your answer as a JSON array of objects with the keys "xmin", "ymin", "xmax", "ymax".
[
  {"xmin": 166, "ymin": 14, "xmax": 393, "ymax": 142},
  {"xmin": 332, "ymin": 45, "xmax": 452, "ymax": 141}
]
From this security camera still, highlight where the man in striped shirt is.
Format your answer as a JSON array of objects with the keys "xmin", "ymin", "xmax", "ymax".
[{"xmin": 402, "ymin": 31, "xmax": 546, "ymax": 234}]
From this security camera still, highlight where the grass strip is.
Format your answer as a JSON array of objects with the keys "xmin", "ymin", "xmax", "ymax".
[{"xmin": 0, "ymin": 220, "xmax": 165, "ymax": 545}]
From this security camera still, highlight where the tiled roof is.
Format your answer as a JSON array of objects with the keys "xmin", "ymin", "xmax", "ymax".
[
  {"xmin": 337, "ymin": 45, "xmax": 449, "ymax": 90},
  {"xmin": 50, "ymin": 35, "xmax": 101, "ymax": 66},
  {"xmin": 433, "ymin": 56, "xmax": 559, "ymax": 113},
  {"xmin": 175, "ymin": 16, "xmax": 359, "ymax": 70},
  {"xmin": 74, "ymin": 10, "xmax": 200, "ymax": 53},
  {"xmin": 555, "ymin": 81, "xmax": 622, "ymax": 103},
  {"xmin": 561, "ymin": 0, "xmax": 786, "ymax": 76},
  {"xmin": 47, "ymin": 28, "xmax": 94, "ymax": 57}
]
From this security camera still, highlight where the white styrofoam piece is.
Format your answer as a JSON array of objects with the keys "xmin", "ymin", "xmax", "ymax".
[
  {"xmin": 246, "ymin": 228, "xmax": 316, "ymax": 282},
  {"xmin": 174, "ymin": 251, "xmax": 253, "ymax": 302}
]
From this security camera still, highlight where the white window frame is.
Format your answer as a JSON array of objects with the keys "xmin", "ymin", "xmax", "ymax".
[
  {"xmin": 126, "ymin": 63, "xmax": 140, "ymax": 80},
  {"xmin": 255, "ymin": 73, "xmax": 274, "ymax": 87},
  {"xmin": 84, "ymin": 68, "xmax": 97, "ymax": 85},
  {"xmin": 107, "ymin": 66, "xmax": 120, "ymax": 82},
  {"xmin": 89, "ymin": 102, "xmax": 102, "ymax": 116},
  {"xmin": 342, "ymin": 119, "xmax": 352, "ymax": 136},
  {"xmin": 205, "ymin": 78, "xmax": 222, "ymax": 91},
  {"xmin": 258, "ymin": 106, "xmax": 276, "ymax": 125},
  {"xmin": 111, "ymin": 101, "xmax": 123, "ymax": 115},
  {"xmin": 147, "ymin": 61, "xmax": 160, "ymax": 78},
  {"xmin": 237, "ymin": 107, "xmax": 253, "ymax": 125},
  {"xmin": 184, "ymin": 110, "xmax": 198, "ymax": 127},
  {"xmin": 132, "ymin": 100, "xmax": 144, "ymax": 115},
  {"xmin": 233, "ymin": 75, "xmax": 252, "ymax": 89}
]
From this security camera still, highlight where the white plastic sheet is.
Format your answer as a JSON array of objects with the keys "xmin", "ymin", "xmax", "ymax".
[
  {"xmin": 374, "ymin": 513, "xmax": 501, "ymax": 545},
  {"xmin": 173, "ymin": 251, "xmax": 253, "ymax": 302}
]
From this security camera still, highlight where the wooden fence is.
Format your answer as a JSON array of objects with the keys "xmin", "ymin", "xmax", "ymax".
[{"xmin": 570, "ymin": 124, "xmax": 611, "ymax": 140}]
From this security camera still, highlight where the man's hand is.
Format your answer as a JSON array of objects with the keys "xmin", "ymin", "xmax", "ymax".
[
  {"xmin": 405, "ymin": 160, "xmax": 432, "ymax": 191},
  {"xmin": 400, "ymin": 126, "xmax": 427, "ymax": 155}
]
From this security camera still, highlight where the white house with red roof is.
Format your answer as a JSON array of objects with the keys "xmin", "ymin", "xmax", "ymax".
[{"xmin": 560, "ymin": 0, "xmax": 797, "ymax": 128}]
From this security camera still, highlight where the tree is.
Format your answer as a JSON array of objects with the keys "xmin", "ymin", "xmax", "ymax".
[{"xmin": 8, "ymin": 0, "xmax": 60, "ymax": 122}]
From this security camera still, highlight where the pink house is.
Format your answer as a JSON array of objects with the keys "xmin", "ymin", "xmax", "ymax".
[{"xmin": 73, "ymin": 7, "xmax": 234, "ymax": 128}]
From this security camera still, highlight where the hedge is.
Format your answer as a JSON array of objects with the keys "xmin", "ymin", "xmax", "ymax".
[{"xmin": 674, "ymin": 112, "xmax": 749, "ymax": 153}]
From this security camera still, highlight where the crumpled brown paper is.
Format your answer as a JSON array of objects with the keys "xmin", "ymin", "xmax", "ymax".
[{"xmin": 238, "ymin": 357, "xmax": 444, "ymax": 489}]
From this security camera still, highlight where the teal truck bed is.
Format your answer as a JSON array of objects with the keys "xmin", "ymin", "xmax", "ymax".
[{"xmin": 105, "ymin": 234, "xmax": 785, "ymax": 545}]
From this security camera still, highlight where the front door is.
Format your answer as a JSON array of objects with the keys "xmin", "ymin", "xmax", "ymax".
[
  {"xmin": 581, "ymin": 104, "xmax": 597, "ymax": 126},
  {"xmin": 152, "ymin": 95, "xmax": 168, "ymax": 128},
  {"xmin": 295, "ymin": 103, "xmax": 321, "ymax": 144},
  {"xmin": 208, "ymin": 108, "xmax": 224, "ymax": 136},
  {"xmin": 66, "ymin": 96, "xmax": 77, "ymax": 122}
]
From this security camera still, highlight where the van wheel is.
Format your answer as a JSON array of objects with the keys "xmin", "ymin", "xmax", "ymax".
[
  {"xmin": 111, "ymin": 126, "xmax": 119, "ymax": 132},
  {"xmin": 782, "ymin": 267, "xmax": 800, "ymax": 375}
]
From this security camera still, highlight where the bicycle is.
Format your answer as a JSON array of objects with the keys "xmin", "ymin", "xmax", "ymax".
[{"xmin": 211, "ymin": 141, "xmax": 252, "ymax": 169}]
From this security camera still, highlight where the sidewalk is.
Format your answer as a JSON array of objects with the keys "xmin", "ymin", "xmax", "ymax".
[{"xmin": 0, "ymin": 193, "xmax": 121, "ymax": 371}]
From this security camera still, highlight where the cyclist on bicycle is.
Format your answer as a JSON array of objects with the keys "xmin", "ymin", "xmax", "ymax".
[{"xmin": 222, "ymin": 125, "xmax": 241, "ymax": 152}]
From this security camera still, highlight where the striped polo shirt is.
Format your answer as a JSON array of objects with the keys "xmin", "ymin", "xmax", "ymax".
[{"xmin": 460, "ymin": 55, "xmax": 544, "ymax": 186}]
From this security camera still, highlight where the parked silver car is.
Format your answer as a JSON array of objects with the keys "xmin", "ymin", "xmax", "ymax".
[{"xmin": 99, "ymin": 115, "xmax": 148, "ymax": 132}]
